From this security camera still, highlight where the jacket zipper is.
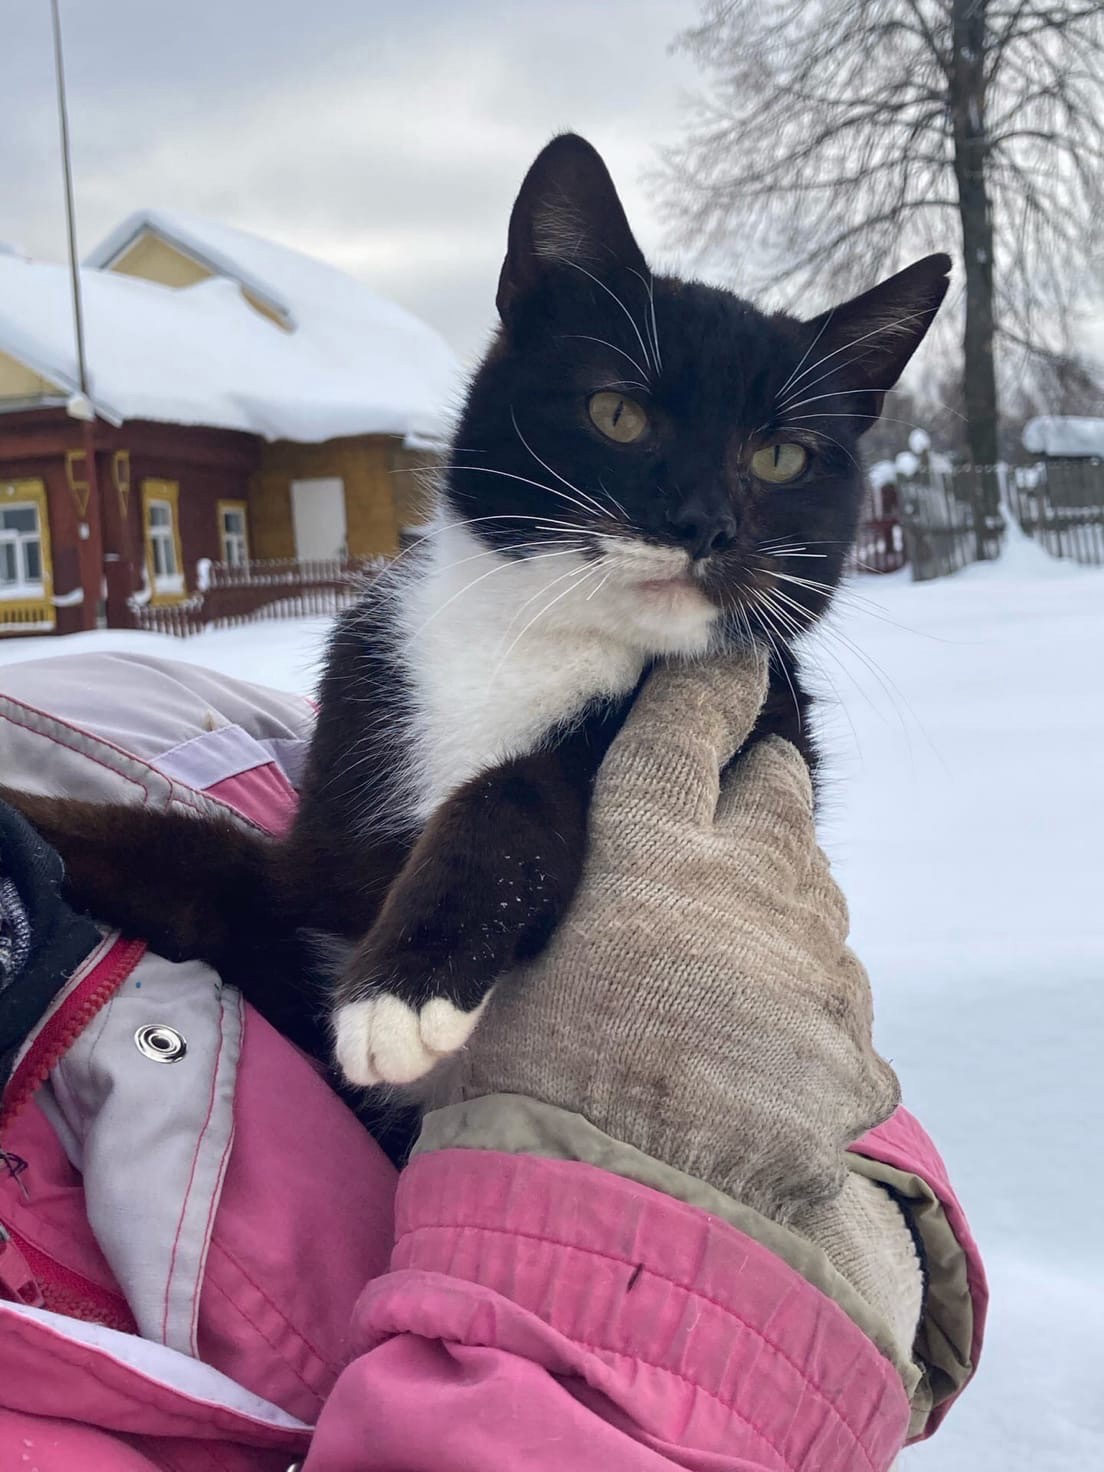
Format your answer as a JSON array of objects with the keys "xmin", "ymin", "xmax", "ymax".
[
  {"xmin": 0, "ymin": 1222, "xmax": 44, "ymax": 1307},
  {"xmin": 0, "ymin": 935, "xmax": 147, "ymax": 1330},
  {"xmin": 0, "ymin": 935, "xmax": 146, "ymax": 1135},
  {"xmin": 0, "ymin": 1218, "xmax": 137, "ymax": 1329}
]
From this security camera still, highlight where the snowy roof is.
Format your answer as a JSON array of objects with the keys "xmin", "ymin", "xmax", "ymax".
[
  {"xmin": 1022, "ymin": 416, "xmax": 1104, "ymax": 459},
  {"xmin": 0, "ymin": 211, "xmax": 460, "ymax": 445}
]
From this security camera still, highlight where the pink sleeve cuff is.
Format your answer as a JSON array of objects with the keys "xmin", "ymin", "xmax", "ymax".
[{"xmin": 352, "ymin": 1149, "xmax": 911, "ymax": 1471}]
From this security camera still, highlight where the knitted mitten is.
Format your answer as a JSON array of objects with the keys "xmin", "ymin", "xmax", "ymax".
[{"xmin": 450, "ymin": 653, "xmax": 901, "ymax": 1226}]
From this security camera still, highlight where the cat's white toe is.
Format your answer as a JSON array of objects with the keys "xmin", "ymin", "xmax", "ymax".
[
  {"xmin": 418, "ymin": 994, "xmax": 490, "ymax": 1053},
  {"xmin": 333, "ymin": 992, "xmax": 491, "ymax": 1086}
]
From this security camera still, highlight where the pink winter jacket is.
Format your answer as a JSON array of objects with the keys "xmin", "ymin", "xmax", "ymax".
[{"xmin": 0, "ymin": 654, "xmax": 986, "ymax": 1471}]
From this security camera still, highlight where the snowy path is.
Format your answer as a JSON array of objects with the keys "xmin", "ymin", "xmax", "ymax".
[{"xmin": 1, "ymin": 539, "xmax": 1100, "ymax": 1467}]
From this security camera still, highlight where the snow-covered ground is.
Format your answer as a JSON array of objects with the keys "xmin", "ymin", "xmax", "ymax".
[
  {"xmin": 0, "ymin": 618, "xmax": 333, "ymax": 693},
  {"xmin": 1, "ymin": 533, "xmax": 1100, "ymax": 1467},
  {"xmin": 806, "ymin": 535, "xmax": 1103, "ymax": 1470}
]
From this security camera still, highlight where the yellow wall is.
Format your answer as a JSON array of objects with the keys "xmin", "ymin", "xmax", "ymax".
[
  {"xmin": 110, "ymin": 233, "xmax": 212, "ymax": 289},
  {"xmin": 0, "ymin": 350, "xmax": 62, "ymax": 401},
  {"xmin": 390, "ymin": 448, "xmax": 440, "ymax": 529},
  {"xmin": 250, "ymin": 436, "xmax": 440, "ymax": 560},
  {"xmin": 108, "ymin": 231, "xmax": 287, "ymax": 328}
]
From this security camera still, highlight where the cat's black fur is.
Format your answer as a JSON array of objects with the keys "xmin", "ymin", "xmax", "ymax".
[{"xmin": 0, "ymin": 136, "xmax": 949, "ymax": 1128}]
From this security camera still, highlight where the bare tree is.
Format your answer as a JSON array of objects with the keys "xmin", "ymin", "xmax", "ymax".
[{"xmin": 657, "ymin": 0, "xmax": 1104, "ymax": 474}]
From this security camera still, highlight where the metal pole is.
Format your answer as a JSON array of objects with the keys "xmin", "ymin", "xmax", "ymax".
[
  {"xmin": 50, "ymin": 0, "xmax": 89, "ymax": 399},
  {"xmin": 50, "ymin": 0, "xmax": 106, "ymax": 631}
]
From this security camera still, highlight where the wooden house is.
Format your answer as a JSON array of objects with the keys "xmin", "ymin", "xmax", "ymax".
[{"xmin": 0, "ymin": 215, "xmax": 456, "ymax": 634}]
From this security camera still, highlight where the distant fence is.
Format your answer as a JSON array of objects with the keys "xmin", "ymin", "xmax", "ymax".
[
  {"xmin": 131, "ymin": 557, "xmax": 385, "ymax": 637},
  {"xmin": 893, "ymin": 457, "xmax": 1104, "ymax": 581},
  {"xmin": 898, "ymin": 464, "xmax": 1003, "ymax": 582},
  {"xmin": 853, "ymin": 518, "xmax": 907, "ymax": 574},
  {"xmin": 1005, "ymin": 459, "xmax": 1104, "ymax": 566}
]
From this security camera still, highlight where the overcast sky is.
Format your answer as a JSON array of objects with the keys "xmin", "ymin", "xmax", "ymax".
[{"xmin": 5, "ymin": 0, "xmax": 705, "ymax": 367}]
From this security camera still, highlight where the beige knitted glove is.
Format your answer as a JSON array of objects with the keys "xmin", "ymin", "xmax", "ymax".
[{"xmin": 444, "ymin": 651, "xmax": 901, "ymax": 1227}]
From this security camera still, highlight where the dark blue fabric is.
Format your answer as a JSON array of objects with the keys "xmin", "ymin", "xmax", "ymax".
[{"xmin": 0, "ymin": 802, "xmax": 102, "ymax": 1094}]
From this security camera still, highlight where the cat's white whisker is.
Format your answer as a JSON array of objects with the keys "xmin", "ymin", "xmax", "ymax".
[
  {"xmin": 756, "ymin": 591, "xmax": 888, "ymax": 737},
  {"xmin": 499, "ymin": 550, "xmax": 601, "ymax": 636},
  {"xmin": 540, "ymin": 482, "xmax": 618, "ymax": 524},
  {"xmin": 785, "ymin": 596, "xmax": 932, "ymax": 749},
  {"xmin": 596, "ymin": 477, "xmax": 629, "ymax": 522},
  {"xmin": 734, "ymin": 602, "xmax": 756, "ymax": 650},
  {"xmin": 369, "ymin": 518, "xmax": 592, "ymax": 599},
  {"xmin": 425, "ymin": 538, "xmax": 588, "ymax": 588},
  {"xmin": 409, "ymin": 545, "xmax": 584, "ymax": 641},
  {"xmin": 585, "ymin": 563, "xmax": 618, "ymax": 601},
  {"xmin": 560, "ymin": 334, "xmax": 649, "ymax": 380},
  {"xmin": 510, "ymin": 411, "xmax": 617, "ymax": 523},
  {"xmin": 775, "ymin": 306, "xmax": 837, "ymax": 402},
  {"xmin": 593, "ymin": 379, "xmax": 651, "ymax": 395},
  {"xmin": 429, "ymin": 462, "xmax": 603, "ymax": 524},
  {"xmin": 432, "ymin": 464, "xmax": 612, "ymax": 536},
  {"xmin": 786, "ymin": 412, "xmax": 950, "ymax": 442},
  {"xmin": 754, "ymin": 591, "xmax": 863, "ymax": 755},
  {"xmin": 757, "ymin": 541, "xmax": 830, "ymax": 561},
  {"xmin": 776, "ymin": 308, "xmax": 931, "ymax": 408},
  {"xmin": 489, "ymin": 557, "xmax": 612, "ymax": 681},
  {"xmin": 557, "ymin": 257, "xmax": 655, "ymax": 376},
  {"xmin": 777, "ymin": 386, "xmax": 894, "ymax": 415},
  {"xmin": 763, "ymin": 585, "xmax": 818, "ymax": 630},
  {"xmin": 778, "ymin": 421, "xmax": 861, "ymax": 470},
  {"xmin": 648, "ymin": 269, "xmax": 662, "ymax": 374},
  {"xmin": 771, "ymin": 571, "xmax": 949, "ymax": 642},
  {"xmin": 748, "ymin": 596, "xmax": 803, "ymax": 733},
  {"xmin": 364, "ymin": 514, "xmax": 582, "ymax": 592},
  {"xmin": 770, "ymin": 571, "xmax": 838, "ymax": 594},
  {"xmin": 625, "ymin": 265, "xmax": 663, "ymax": 375}
]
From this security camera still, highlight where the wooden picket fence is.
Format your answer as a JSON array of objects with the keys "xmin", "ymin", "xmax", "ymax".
[
  {"xmin": 896, "ymin": 458, "xmax": 1104, "ymax": 580},
  {"xmin": 1004, "ymin": 459, "xmax": 1104, "ymax": 566},
  {"xmin": 131, "ymin": 557, "xmax": 385, "ymax": 636},
  {"xmin": 853, "ymin": 517, "xmax": 907, "ymax": 574},
  {"xmin": 897, "ymin": 464, "xmax": 1000, "ymax": 582}
]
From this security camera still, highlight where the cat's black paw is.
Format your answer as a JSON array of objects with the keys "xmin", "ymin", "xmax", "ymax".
[{"xmin": 331, "ymin": 943, "xmax": 494, "ymax": 1086}]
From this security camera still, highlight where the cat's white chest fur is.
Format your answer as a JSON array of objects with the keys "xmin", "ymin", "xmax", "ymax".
[
  {"xmin": 338, "ymin": 515, "xmax": 720, "ymax": 1087},
  {"xmin": 392, "ymin": 521, "xmax": 655, "ymax": 821}
]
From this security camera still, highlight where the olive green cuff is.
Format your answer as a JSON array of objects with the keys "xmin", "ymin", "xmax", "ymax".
[{"xmin": 847, "ymin": 1151, "xmax": 976, "ymax": 1438}]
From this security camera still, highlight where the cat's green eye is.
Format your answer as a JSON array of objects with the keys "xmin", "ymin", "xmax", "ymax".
[
  {"xmin": 588, "ymin": 392, "xmax": 649, "ymax": 445},
  {"xmin": 750, "ymin": 443, "xmax": 809, "ymax": 484}
]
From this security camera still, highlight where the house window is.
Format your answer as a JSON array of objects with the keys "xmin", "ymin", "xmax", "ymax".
[
  {"xmin": 0, "ymin": 479, "xmax": 53, "ymax": 632},
  {"xmin": 218, "ymin": 500, "xmax": 250, "ymax": 566},
  {"xmin": 148, "ymin": 501, "xmax": 177, "ymax": 576},
  {"xmin": 141, "ymin": 480, "xmax": 186, "ymax": 602},
  {"xmin": 0, "ymin": 503, "xmax": 45, "ymax": 596}
]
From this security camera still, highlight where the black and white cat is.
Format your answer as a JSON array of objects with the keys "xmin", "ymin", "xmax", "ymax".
[{"xmin": 2, "ymin": 135, "xmax": 950, "ymax": 1105}]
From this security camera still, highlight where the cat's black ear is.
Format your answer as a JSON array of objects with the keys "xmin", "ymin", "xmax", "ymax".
[
  {"xmin": 497, "ymin": 133, "xmax": 648, "ymax": 321},
  {"xmin": 798, "ymin": 254, "xmax": 952, "ymax": 423}
]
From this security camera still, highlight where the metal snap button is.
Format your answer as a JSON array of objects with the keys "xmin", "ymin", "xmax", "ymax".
[
  {"xmin": 134, "ymin": 1024, "xmax": 187, "ymax": 1063},
  {"xmin": 285, "ymin": 1463, "xmax": 304, "ymax": 1472}
]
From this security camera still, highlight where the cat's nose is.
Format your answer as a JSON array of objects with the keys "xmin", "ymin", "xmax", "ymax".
[{"xmin": 667, "ymin": 509, "xmax": 738, "ymax": 560}]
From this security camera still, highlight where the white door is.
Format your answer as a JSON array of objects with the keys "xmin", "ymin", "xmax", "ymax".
[{"xmin": 291, "ymin": 478, "xmax": 347, "ymax": 561}]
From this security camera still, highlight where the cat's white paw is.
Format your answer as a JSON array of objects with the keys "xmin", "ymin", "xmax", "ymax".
[{"xmin": 333, "ymin": 991, "xmax": 492, "ymax": 1086}]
